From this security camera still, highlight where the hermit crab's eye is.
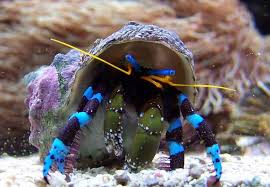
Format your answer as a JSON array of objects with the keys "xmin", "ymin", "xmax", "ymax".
[
  {"xmin": 146, "ymin": 69, "xmax": 176, "ymax": 76},
  {"xmin": 125, "ymin": 54, "xmax": 141, "ymax": 72}
]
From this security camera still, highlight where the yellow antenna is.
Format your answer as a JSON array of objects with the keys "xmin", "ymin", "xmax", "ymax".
[
  {"xmin": 141, "ymin": 76, "xmax": 163, "ymax": 89},
  {"xmin": 51, "ymin": 38, "xmax": 131, "ymax": 76},
  {"xmin": 51, "ymin": 38, "xmax": 236, "ymax": 92},
  {"xmin": 148, "ymin": 75, "xmax": 236, "ymax": 92},
  {"xmin": 170, "ymin": 83, "xmax": 236, "ymax": 91}
]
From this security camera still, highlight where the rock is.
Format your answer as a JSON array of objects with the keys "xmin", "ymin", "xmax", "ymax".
[
  {"xmin": 220, "ymin": 153, "xmax": 233, "ymax": 162},
  {"xmin": 24, "ymin": 50, "xmax": 81, "ymax": 148},
  {"xmin": 189, "ymin": 165, "xmax": 203, "ymax": 179},
  {"xmin": 114, "ymin": 170, "xmax": 130, "ymax": 185},
  {"xmin": 144, "ymin": 175, "xmax": 159, "ymax": 187},
  {"xmin": 1, "ymin": 153, "xmax": 270, "ymax": 186},
  {"xmin": 251, "ymin": 176, "xmax": 262, "ymax": 187}
]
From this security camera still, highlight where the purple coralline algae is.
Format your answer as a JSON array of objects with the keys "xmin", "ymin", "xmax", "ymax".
[{"xmin": 24, "ymin": 50, "xmax": 82, "ymax": 148}]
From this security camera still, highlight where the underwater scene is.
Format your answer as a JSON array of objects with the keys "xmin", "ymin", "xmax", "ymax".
[{"xmin": 0, "ymin": 0, "xmax": 270, "ymax": 186}]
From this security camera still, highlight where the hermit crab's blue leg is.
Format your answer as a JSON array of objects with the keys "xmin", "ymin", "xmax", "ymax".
[
  {"xmin": 76, "ymin": 86, "xmax": 94, "ymax": 112},
  {"xmin": 158, "ymin": 86, "xmax": 185, "ymax": 170},
  {"xmin": 43, "ymin": 87, "xmax": 103, "ymax": 184},
  {"xmin": 178, "ymin": 93, "xmax": 222, "ymax": 181},
  {"xmin": 165, "ymin": 118, "xmax": 185, "ymax": 169},
  {"xmin": 62, "ymin": 86, "xmax": 94, "ymax": 175}
]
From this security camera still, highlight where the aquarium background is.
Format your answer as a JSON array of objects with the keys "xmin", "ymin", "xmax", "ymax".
[{"xmin": 0, "ymin": 0, "xmax": 270, "ymax": 186}]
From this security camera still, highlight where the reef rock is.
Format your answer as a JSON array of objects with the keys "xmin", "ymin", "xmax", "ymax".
[{"xmin": 24, "ymin": 50, "xmax": 82, "ymax": 150}]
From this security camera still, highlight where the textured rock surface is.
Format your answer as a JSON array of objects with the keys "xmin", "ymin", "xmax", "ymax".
[
  {"xmin": 0, "ymin": 0, "xmax": 269, "ymax": 155},
  {"xmin": 24, "ymin": 50, "xmax": 83, "ymax": 152},
  {"xmin": 1, "ymin": 153, "xmax": 270, "ymax": 186}
]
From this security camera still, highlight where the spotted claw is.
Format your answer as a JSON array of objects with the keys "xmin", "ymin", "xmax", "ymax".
[
  {"xmin": 43, "ymin": 138, "xmax": 69, "ymax": 184},
  {"xmin": 207, "ymin": 144, "xmax": 222, "ymax": 181}
]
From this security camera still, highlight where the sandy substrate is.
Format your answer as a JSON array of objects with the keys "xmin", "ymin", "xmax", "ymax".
[{"xmin": 0, "ymin": 153, "xmax": 270, "ymax": 187}]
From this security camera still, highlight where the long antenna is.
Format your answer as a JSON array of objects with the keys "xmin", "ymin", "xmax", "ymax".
[
  {"xmin": 51, "ymin": 38, "xmax": 131, "ymax": 75},
  {"xmin": 147, "ymin": 75, "xmax": 236, "ymax": 92},
  {"xmin": 51, "ymin": 38, "xmax": 236, "ymax": 92}
]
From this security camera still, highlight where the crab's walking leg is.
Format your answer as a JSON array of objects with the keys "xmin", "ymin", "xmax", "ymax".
[
  {"xmin": 166, "ymin": 118, "xmax": 185, "ymax": 169},
  {"xmin": 43, "ymin": 86, "xmax": 103, "ymax": 183},
  {"xmin": 58, "ymin": 93, "xmax": 103, "ymax": 145},
  {"xmin": 104, "ymin": 86, "xmax": 125, "ymax": 157},
  {"xmin": 76, "ymin": 86, "xmax": 95, "ymax": 112},
  {"xmin": 159, "ymin": 87, "xmax": 185, "ymax": 170},
  {"xmin": 63, "ymin": 86, "xmax": 94, "ymax": 174},
  {"xmin": 125, "ymin": 98, "xmax": 164, "ymax": 170},
  {"xmin": 178, "ymin": 93, "xmax": 222, "ymax": 181}
]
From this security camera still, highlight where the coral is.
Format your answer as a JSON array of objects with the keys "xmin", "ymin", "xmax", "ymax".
[{"xmin": 158, "ymin": 0, "xmax": 270, "ymax": 114}]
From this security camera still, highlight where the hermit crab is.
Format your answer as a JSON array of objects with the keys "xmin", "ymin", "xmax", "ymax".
[{"xmin": 25, "ymin": 22, "xmax": 232, "ymax": 185}]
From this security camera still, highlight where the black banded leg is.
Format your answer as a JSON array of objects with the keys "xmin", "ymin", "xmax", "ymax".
[
  {"xmin": 104, "ymin": 86, "xmax": 125, "ymax": 157},
  {"xmin": 166, "ymin": 118, "xmax": 184, "ymax": 169},
  {"xmin": 63, "ymin": 86, "xmax": 94, "ymax": 174},
  {"xmin": 161, "ymin": 87, "xmax": 185, "ymax": 170},
  {"xmin": 178, "ymin": 94, "xmax": 217, "ymax": 147},
  {"xmin": 178, "ymin": 93, "xmax": 222, "ymax": 180},
  {"xmin": 43, "ymin": 88, "xmax": 103, "ymax": 183},
  {"xmin": 58, "ymin": 93, "xmax": 103, "ymax": 146},
  {"xmin": 76, "ymin": 86, "xmax": 94, "ymax": 112}
]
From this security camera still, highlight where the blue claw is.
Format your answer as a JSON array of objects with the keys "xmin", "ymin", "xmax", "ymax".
[
  {"xmin": 207, "ymin": 144, "xmax": 222, "ymax": 180},
  {"xmin": 43, "ymin": 138, "xmax": 69, "ymax": 183}
]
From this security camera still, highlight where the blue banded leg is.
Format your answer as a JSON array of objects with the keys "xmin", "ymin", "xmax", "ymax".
[
  {"xmin": 178, "ymin": 93, "xmax": 222, "ymax": 180},
  {"xmin": 166, "ymin": 118, "xmax": 185, "ymax": 169},
  {"xmin": 43, "ymin": 92, "xmax": 103, "ymax": 184},
  {"xmin": 63, "ymin": 86, "xmax": 94, "ymax": 173},
  {"xmin": 77, "ymin": 86, "xmax": 94, "ymax": 112},
  {"xmin": 57, "ymin": 86, "xmax": 94, "ymax": 175}
]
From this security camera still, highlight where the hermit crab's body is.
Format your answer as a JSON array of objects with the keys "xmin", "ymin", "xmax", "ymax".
[{"xmin": 32, "ymin": 22, "xmax": 222, "ymax": 184}]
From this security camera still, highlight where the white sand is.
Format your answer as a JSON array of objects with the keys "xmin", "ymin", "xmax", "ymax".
[{"xmin": 0, "ymin": 153, "xmax": 270, "ymax": 187}]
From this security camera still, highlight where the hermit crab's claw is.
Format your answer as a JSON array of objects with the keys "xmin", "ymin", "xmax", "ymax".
[
  {"xmin": 43, "ymin": 138, "xmax": 69, "ymax": 184},
  {"xmin": 207, "ymin": 144, "xmax": 222, "ymax": 181}
]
